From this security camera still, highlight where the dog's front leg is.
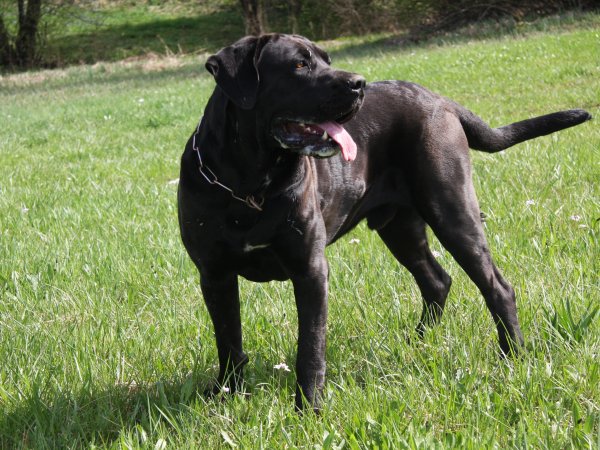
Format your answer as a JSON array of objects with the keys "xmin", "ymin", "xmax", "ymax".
[
  {"xmin": 290, "ymin": 256, "xmax": 329, "ymax": 412},
  {"xmin": 200, "ymin": 273, "xmax": 248, "ymax": 395}
]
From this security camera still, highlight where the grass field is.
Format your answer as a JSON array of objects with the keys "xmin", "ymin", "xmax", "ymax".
[{"xmin": 1, "ymin": 12, "xmax": 599, "ymax": 449}]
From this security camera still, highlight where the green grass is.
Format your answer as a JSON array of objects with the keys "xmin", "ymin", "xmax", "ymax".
[{"xmin": 1, "ymin": 13, "xmax": 599, "ymax": 449}]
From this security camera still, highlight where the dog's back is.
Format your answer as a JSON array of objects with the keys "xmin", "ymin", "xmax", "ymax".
[{"xmin": 350, "ymin": 80, "xmax": 592, "ymax": 155}]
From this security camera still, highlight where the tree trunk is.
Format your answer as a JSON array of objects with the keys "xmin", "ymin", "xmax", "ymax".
[
  {"xmin": 289, "ymin": 0, "xmax": 302, "ymax": 34},
  {"xmin": 15, "ymin": 0, "xmax": 43, "ymax": 67},
  {"xmin": 0, "ymin": 14, "xmax": 15, "ymax": 66},
  {"xmin": 239, "ymin": 0, "xmax": 263, "ymax": 35}
]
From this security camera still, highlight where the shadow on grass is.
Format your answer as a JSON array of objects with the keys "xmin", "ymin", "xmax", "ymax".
[
  {"xmin": 0, "ymin": 373, "xmax": 212, "ymax": 447},
  {"xmin": 0, "ymin": 364, "xmax": 302, "ymax": 447},
  {"xmin": 47, "ymin": 9, "xmax": 244, "ymax": 67},
  {"xmin": 326, "ymin": 10, "xmax": 599, "ymax": 61},
  {"xmin": 0, "ymin": 349, "xmax": 303, "ymax": 447}
]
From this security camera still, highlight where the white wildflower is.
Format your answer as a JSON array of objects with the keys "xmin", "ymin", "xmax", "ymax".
[
  {"xmin": 570, "ymin": 215, "xmax": 581, "ymax": 221},
  {"xmin": 349, "ymin": 238, "xmax": 360, "ymax": 244},
  {"xmin": 274, "ymin": 362, "xmax": 291, "ymax": 372},
  {"xmin": 432, "ymin": 250, "xmax": 442, "ymax": 258},
  {"xmin": 525, "ymin": 199, "xmax": 535, "ymax": 206}
]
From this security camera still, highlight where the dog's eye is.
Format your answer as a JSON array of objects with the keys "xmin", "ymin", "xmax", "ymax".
[{"xmin": 295, "ymin": 60, "xmax": 308, "ymax": 69}]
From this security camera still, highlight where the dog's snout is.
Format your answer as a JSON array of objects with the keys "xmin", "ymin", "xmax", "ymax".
[{"xmin": 349, "ymin": 75, "xmax": 366, "ymax": 91}]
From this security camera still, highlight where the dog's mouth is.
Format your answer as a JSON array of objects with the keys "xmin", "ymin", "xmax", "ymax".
[{"xmin": 271, "ymin": 108, "xmax": 359, "ymax": 161}]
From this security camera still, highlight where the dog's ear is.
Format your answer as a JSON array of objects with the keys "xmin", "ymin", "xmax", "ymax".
[{"xmin": 205, "ymin": 35, "xmax": 270, "ymax": 110}]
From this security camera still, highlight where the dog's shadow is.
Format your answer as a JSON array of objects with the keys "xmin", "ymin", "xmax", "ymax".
[
  {"xmin": 0, "ymin": 359, "xmax": 301, "ymax": 447},
  {"xmin": 0, "ymin": 371, "xmax": 224, "ymax": 447}
]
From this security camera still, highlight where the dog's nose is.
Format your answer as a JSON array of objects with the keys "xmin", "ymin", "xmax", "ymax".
[{"xmin": 349, "ymin": 75, "xmax": 366, "ymax": 91}]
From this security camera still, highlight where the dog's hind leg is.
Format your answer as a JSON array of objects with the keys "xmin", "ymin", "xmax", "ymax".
[
  {"xmin": 376, "ymin": 207, "xmax": 452, "ymax": 335},
  {"xmin": 423, "ymin": 203, "xmax": 524, "ymax": 356},
  {"xmin": 200, "ymin": 273, "xmax": 249, "ymax": 394},
  {"xmin": 414, "ymin": 112, "xmax": 524, "ymax": 355}
]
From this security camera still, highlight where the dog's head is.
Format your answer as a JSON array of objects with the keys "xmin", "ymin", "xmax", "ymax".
[{"xmin": 205, "ymin": 34, "xmax": 365, "ymax": 161}]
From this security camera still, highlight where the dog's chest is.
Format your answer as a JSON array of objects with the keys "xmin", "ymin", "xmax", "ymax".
[
  {"xmin": 194, "ymin": 210, "xmax": 275, "ymax": 256},
  {"xmin": 219, "ymin": 214, "xmax": 289, "ymax": 281}
]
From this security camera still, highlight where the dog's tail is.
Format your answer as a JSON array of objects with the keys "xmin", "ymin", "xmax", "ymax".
[{"xmin": 454, "ymin": 103, "xmax": 592, "ymax": 153}]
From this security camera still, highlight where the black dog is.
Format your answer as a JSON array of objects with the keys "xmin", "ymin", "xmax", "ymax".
[{"xmin": 178, "ymin": 34, "xmax": 591, "ymax": 411}]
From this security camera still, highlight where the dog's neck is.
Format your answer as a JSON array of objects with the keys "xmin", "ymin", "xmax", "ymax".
[{"xmin": 196, "ymin": 88, "xmax": 305, "ymax": 203}]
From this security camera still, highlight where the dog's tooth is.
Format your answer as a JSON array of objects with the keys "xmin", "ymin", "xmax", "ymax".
[{"xmin": 321, "ymin": 130, "xmax": 329, "ymax": 141}]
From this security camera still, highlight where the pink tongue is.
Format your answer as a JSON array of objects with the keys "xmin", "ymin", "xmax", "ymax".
[{"xmin": 318, "ymin": 121, "xmax": 357, "ymax": 161}]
